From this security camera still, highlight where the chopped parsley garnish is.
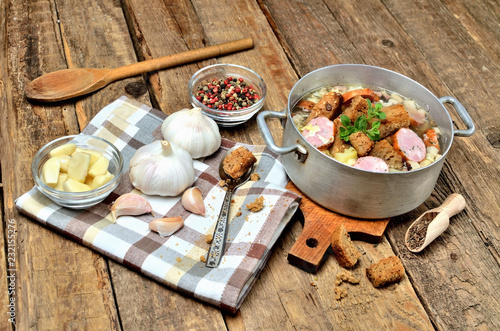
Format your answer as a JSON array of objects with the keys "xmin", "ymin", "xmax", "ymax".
[{"xmin": 339, "ymin": 100, "xmax": 386, "ymax": 141}]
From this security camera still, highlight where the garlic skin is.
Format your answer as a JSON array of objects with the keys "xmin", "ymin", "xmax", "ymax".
[
  {"xmin": 161, "ymin": 107, "xmax": 221, "ymax": 159},
  {"xmin": 182, "ymin": 187, "xmax": 205, "ymax": 216},
  {"xmin": 110, "ymin": 193, "xmax": 154, "ymax": 222},
  {"xmin": 149, "ymin": 217, "xmax": 184, "ymax": 237},
  {"xmin": 129, "ymin": 140, "xmax": 195, "ymax": 196}
]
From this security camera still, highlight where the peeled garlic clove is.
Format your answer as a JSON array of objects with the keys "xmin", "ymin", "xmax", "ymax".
[
  {"xmin": 149, "ymin": 217, "xmax": 184, "ymax": 237},
  {"xmin": 182, "ymin": 187, "xmax": 205, "ymax": 216},
  {"xmin": 111, "ymin": 193, "xmax": 154, "ymax": 221}
]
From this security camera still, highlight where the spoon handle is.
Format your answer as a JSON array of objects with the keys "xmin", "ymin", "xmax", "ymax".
[
  {"xmin": 436, "ymin": 193, "xmax": 466, "ymax": 217},
  {"xmin": 107, "ymin": 38, "xmax": 254, "ymax": 82},
  {"xmin": 206, "ymin": 189, "xmax": 234, "ymax": 268}
]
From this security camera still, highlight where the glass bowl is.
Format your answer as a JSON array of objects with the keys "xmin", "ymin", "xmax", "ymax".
[
  {"xmin": 31, "ymin": 135, "xmax": 124, "ymax": 209},
  {"xmin": 188, "ymin": 64, "xmax": 267, "ymax": 127}
]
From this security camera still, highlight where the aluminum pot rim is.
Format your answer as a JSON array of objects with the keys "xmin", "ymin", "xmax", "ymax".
[{"xmin": 286, "ymin": 64, "xmax": 454, "ymax": 175}]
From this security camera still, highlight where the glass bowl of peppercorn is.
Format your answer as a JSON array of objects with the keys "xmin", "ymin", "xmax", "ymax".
[{"xmin": 188, "ymin": 64, "xmax": 267, "ymax": 127}]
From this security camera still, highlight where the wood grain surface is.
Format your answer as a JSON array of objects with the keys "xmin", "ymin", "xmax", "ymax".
[
  {"xmin": 286, "ymin": 181, "xmax": 390, "ymax": 272},
  {"xmin": 1, "ymin": 0, "xmax": 499, "ymax": 330}
]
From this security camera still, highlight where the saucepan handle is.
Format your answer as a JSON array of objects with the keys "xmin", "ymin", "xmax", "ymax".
[
  {"xmin": 439, "ymin": 96, "xmax": 475, "ymax": 137},
  {"xmin": 257, "ymin": 111, "xmax": 308, "ymax": 161}
]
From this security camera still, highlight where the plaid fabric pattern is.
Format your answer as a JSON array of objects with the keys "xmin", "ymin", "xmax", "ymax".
[{"xmin": 16, "ymin": 96, "xmax": 301, "ymax": 313}]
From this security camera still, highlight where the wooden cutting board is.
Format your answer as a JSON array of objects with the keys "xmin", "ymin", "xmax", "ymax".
[{"xmin": 286, "ymin": 182, "xmax": 390, "ymax": 273}]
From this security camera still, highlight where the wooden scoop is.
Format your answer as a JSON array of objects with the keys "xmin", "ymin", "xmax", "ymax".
[
  {"xmin": 405, "ymin": 193, "xmax": 466, "ymax": 253},
  {"xmin": 25, "ymin": 38, "xmax": 254, "ymax": 102}
]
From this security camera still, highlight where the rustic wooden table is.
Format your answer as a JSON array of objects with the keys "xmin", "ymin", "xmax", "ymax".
[{"xmin": 1, "ymin": 0, "xmax": 499, "ymax": 330}]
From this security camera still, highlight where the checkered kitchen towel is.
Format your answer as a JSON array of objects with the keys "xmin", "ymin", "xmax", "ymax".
[{"xmin": 16, "ymin": 96, "xmax": 301, "ymax": 313}]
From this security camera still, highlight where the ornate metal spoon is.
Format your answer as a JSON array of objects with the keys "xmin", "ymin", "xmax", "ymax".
[{"xmin": 206, "ymin": 148, "xmax": 254, "ymax": 268}]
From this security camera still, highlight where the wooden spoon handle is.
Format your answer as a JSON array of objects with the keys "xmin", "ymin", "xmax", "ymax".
[
  {"xmin": 437, "ymin": 193, "xmax": 466, "ymax": 217},
  {"xmin": 107, "ymin": 38, "xmax": 254, "ymax": 82}
]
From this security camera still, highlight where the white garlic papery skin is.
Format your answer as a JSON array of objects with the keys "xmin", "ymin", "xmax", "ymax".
[
  {"xmin": 110, "ymin": 193, "xmax": 154, "ymax": 222},
  {"xmin": 149, "ymin": 217, "xmax": 184, "ymax": 237},
  {"xmin": 181, "ymin": 187, "xmax": 206, "ymax": 216},
  {"xmin": 129, "ymin": 140, "xmax": 195, "ymax": 196},
  {"xmin": 161, "ymin": 107, "xmax": 221, "ymax": 159}
]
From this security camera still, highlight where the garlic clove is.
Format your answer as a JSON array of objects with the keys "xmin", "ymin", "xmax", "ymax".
[
  {"xmin": 110, "ymin": 193, "xmax": 154, "ymax": 222},
  {"xmin": 182, "ymin": 187, "xmax": 205, "ymax": 216},
  {"xmin": 149, "ymin": 217, "xmax": 184, "ymax": 237}
]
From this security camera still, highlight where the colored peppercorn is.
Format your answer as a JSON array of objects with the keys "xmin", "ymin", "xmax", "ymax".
[{"xmin": 195, "ymin": 77, "xmax": 259, "ymax": 111}]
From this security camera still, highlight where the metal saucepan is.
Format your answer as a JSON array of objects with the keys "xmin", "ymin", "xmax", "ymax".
[{"xmin": 257, "ymin": 64, "xmax": 474, "ymax": 219}]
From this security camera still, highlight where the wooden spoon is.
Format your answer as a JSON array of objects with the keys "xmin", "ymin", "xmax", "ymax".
[
  {"xmin": 405, "ymin": 193, "xmax": 466, "ymax": 253},
  {"xmin": 25, "ymin": 38, "xmax": 254, "ymax": 102}
]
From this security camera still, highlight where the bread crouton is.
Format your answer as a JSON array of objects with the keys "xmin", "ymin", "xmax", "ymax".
[
  {"xmin": 306, "ymin": 91, "xmax": 343, "ymax": 122},
  {"xmin": 369, "ymin": 139, "xmax": 404, "ymax": 170},
  {"xmin": 331, "ymin": 224, "xmax": 361, "ymax": 268},
  {"xmin": 366, "ymin": 256, "xmax": 405, "ymax": 288},
  {"xmin": 342, "ymin": 95, "xmax": 368, "ymax": 122},
  {"xmin": 376, "ymin": 104, "xmax": 411, "ymax": 139},
  {"xmin": 349, "ymin": 131, "xmax": 374, "ymax": 156}
]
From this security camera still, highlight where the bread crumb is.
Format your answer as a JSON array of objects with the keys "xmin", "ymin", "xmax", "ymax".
[
  {"xmin": 236, "ymin": 211, "xmax": 242, "ymax": 217},
  {"xmin": 250, "ymin": 173, "xmax": 260, "ymax": 181},
  {"xmin": 334, "ymin": 287, "xmax": 348, "ymax": 300},
  {"xmin": 200, "ymin": 255, "xmax": 206, "ymax": 263},
  {"xmin": 175, "ymin": 257, "xmax": 182, "ymax": 263},
  {"xmin": 335, "ymin": 270, "xmax": 360, "ymax": 286},
  {"xmin": 206, "ymin": 234, "xmax": 213, "ymax": 244},
  {"xmin": 246, "ymin": 196, "xmax": 264, "ymax": 212}
]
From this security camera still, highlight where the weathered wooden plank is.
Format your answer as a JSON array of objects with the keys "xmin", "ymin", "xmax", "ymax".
[
  {"xmin": 381, "ymin": 0, "xmax": 500, "ymax": 244},
  {"xmin": 224, "ymin": 220, "xmax": 333, "ymax": 330},
  {"xmin": 441, "ymin": 0, "xmax": 500, "ymax": 65},
  {"xmin": 379, "ymin": 1, "xmax": 500, "ymax": 329},
  {"xmin": 50, "ymin": 0, "xmax": 228, "ymax": 329},
  {"xmin": 258, "ymin": 0, "xmax": 500, "ymax": 330},
  {"xmin": 0, "ymin": 1, "xmax": 15, "ymax": 329},
  {"xmin": 242, "ymin": 0, "xmax": 436, "ymax": 328},
  {"xmin": 316, "ymin": 239, "xmax": 434, "ymax": 330},
  {"xmin": 122, "ymin": 0, "xmax": 294, "ymax": 146},
  {"xmin": 0, "ymin": 0, "xmax": 137, "ymax": 329}
]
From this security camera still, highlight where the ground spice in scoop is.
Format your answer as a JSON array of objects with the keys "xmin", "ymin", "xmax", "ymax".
[
  {"xmin": 195, "ymin": 77, "xmax": 260, "ymax": 111},
  {"xmin": 406, "ymin": 216, "xmax": 434, "ymax": 250}
]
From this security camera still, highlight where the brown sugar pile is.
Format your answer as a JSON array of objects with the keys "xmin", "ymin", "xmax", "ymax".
[
  {"xmin": 246, "ymin": 196, "xmax": 264, "ymax": 212},
  {"xmin": 330, "ymin": 224, "xmax": 361, "ymax": 268},
  {"xmin": 223, "ymin": 146, "xmax": 257, "ymax": 179},
  {"xmin": 366, "ymin": 256, "xmax": 405, "ymax": 288}
]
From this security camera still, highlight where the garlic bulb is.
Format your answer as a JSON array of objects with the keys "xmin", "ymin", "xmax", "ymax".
[
  {"xmin": 161, "ymin": 107, "xmax": 221, "ymax": 159},
  {"xmin": 110, "ymin": 193, "xmax": 154, "ymax": 222},
  {"xmin": 149, "ymin": 217, "xmax": 184, "ymax": 237},
  {"xmin": 129, "ymin": 140, "xmax": 195, "ymax": 196},
  {"xmin": 182, "ymin": 187, "xmax": 205, "ymax": 216}
]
